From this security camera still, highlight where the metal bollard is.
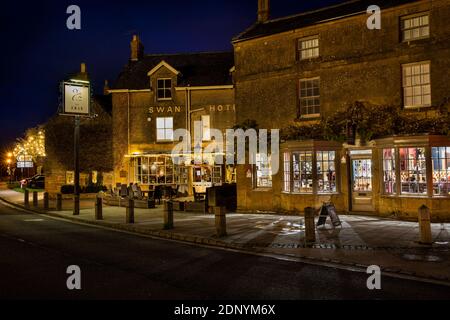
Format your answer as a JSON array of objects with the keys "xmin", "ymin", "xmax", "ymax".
[
  {"xmin": 32, "ymin": 191, "xmax": 38, "ymax": 207},
  {"xmin": 24, "ymin": 189, "xmax": 29, "ymax": 207},
  {"xmin": 214, "ymin": 206, "xmax": 227, "ymax": 237},
  {"xmin": 95, "ymin": 195, "xmax": 103, "ymax": 220},
  {"xmin": 164, "ymin": 200, "xmax": 173, "ymax": 229},
  {"xmin": 73, "ymin": 195, "xmax": 80, "ymax": 216},
  {"xmin": 56, "ymin": 193, "xmax": 62, "ymax": 211},
  {"xmin": 43, "ymin": 192, "xmax": 49, "ymax": 210},
  {"xmin": 126, "ymin": 198, "xmax": 134, "ymax": 223},
  {"xmin": 304, "ymin": 207, "xmax": 316, "ymax": 243},
  {"xmin": 418, "ymin": 205, "xmax": 432, "ymax": 245}
]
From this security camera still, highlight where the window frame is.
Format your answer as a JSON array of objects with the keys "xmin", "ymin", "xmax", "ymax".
[
  {"xmin": 432, "ymin": 146, "xmax": 450, "ymax": 197},
  {"xmin": 400, "ymin": 12, "xmax": 430, "ymax": 42},
  {"xmin": 156, "ymin": 78, "xmax": 173, "ymax": 101},
  {"xmin": 282, "ymin": 149, "xmax": 339, "ymax": 195},
  {"xmin": 299, "ymin": 77, "xmax": 321, "ymax": 118},
  {"xmin": 134, "ymin": 156, "xmax": 175, "ymax": 185},
  {"xmin": 156, "ymin": 116, "xmax": 174, "ymax": 142},
  {"xmin": 402, "ymin": 61, "xmax": 431, "ymax": 109},
  {"xmin": 382, "ymin": 148, "xmax": 396, "ymax": 195},
  {"xmin": 297, "ymin": 35, "xmax": 320, "ymax": 60}
]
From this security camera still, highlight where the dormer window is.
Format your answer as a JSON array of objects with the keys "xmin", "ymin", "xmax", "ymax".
[{"xmin": 157, "ymin": 78, "xmax": 172, "ymax": 100}]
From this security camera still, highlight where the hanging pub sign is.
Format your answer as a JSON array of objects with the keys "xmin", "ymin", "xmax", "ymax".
[{"xmin": 60, "ymin": 80, "xmax": 91, "ymax": 116}]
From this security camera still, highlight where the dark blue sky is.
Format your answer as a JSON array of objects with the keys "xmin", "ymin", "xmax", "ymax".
[{"xmin": 0, "ymin": 0, "xmax": 341, "ymax": 148}]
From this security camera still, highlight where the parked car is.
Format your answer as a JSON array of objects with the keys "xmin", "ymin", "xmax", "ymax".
[{"xmin": 20, "ymin": 175, "xmax": 45, "ymax": 189}]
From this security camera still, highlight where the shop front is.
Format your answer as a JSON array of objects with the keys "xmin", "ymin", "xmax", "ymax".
[
  {"xmin": 127, "ymin": 152, "xmax": 236, "ymax": 195},
  {"xmin": 237, "ymin": 135, "xmax": 450, "ymax": 220},
  {"xmin": 375, "ymin": 135, "xmax": 450, "ymax": 221}
]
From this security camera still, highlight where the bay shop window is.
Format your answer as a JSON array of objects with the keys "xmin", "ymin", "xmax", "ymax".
[
  {"xmin": 382, "ymin": 145, "xmax": 450, "ymax": 197},
  {"xmin": 283, "ymin": 150, "xmax": 337, "ymax": 194},
  {"xmin": 133, "ymin": 156, "xmax": 175, "ymax": 185}
]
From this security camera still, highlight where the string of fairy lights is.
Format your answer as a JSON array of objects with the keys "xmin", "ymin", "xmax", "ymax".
[{"xmin": 12, "ymin": 129, "xmax": 46, "ymax": 161}]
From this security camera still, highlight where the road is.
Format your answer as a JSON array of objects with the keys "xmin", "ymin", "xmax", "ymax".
[{"xmin": 0, "ymin": 200, "xmax": 449, "ymax": 300}]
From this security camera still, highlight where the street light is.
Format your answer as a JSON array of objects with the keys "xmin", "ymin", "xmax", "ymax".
[{"xmin": 6, "ymin": 158, "xmax": 12, "ymax": 183}]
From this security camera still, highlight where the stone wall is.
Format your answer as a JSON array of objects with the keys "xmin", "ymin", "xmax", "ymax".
[{"xmin": 233, "ymin": 0, "xmax": 450, "ymax": 219}]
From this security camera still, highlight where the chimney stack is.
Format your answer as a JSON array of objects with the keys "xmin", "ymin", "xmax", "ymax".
[
  {"xmin": 258, "ymin": 0, "xmax": 270, "ymax": 23},
  {"xmin": 80, "ymin": 62, "xmax": 86, "ymax": 73},
  {"xmin": 130, "ymin": 34, "xmax": 144, "ymax": 61},
  {"xmin": 103, "ymin": 80, "xmax": 110, "ymax": 95}
]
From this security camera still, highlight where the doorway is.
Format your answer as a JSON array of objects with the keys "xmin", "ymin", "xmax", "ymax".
[{"xmin": 350, "ymin": 153, "xmax": 374, "ymax": 212}]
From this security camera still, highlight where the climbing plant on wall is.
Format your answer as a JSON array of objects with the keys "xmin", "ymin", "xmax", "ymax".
[{"xmin": 281, "ymin": 100, "xmax": 450, "ymax": 142}]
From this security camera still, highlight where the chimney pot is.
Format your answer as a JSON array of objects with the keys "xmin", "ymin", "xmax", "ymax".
[{"xmin": 80, "ymin": 63, "xmax": 86, "ymax": 73}]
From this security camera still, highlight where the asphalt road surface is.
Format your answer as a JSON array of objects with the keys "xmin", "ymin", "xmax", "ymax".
[{"xmin": 1, "ymin": 200, "xmax": 450, "ymax": 300}]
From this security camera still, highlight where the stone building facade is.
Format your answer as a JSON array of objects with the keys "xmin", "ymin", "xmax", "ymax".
[
  {"xmin": 233, "ymin": 0, "xmax": 450, "ymax": 220},
  {"xmin": 109, "ymin": 36, "xmax": 235, "ymax": 194}
]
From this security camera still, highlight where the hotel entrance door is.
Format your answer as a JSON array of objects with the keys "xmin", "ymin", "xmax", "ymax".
[{"xmin": 350, "ymin": 152, "xmax": 374, "ymax": 212}]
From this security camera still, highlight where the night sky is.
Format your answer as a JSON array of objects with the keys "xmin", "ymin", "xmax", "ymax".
[{"xmin": 0, "ymin": 0, "xmax": 341, "ymax": 149}]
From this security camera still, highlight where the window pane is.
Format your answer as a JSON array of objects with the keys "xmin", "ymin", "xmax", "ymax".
[
  {"xmin": 256, "ymin": 153, "xmax": 272, "ymax": 188},
  {"xmin": 292, "ymin": 151, "xmax": 313, "ymax": 193},
  {"xmin": 399, "ymin": 147, "xmax": 427, "ymax": 195},
  {"xmin": 317, "ymin": 151, "xmax": 336, "ymax": 193},
  {"xmin": 156, "ymin": 117, "xmax": 164, "ymax": 128},
  {"xmin": 157, "ymin": 129, "xmax": 165, "ymax": 140},
  {"xmin": 383, "ymin": 149, "xmax": 396, "ymax": 194},
  {"xmin": 432, "ymin": 147, "xmax": 450, "ymax": 196},
  {"xmin": 165, "ymin": 117, "xmax": 173, "ymax": 128},
  {"xmin": 283, "ymin": 152, "xmax": 291, "ymax": 192}
]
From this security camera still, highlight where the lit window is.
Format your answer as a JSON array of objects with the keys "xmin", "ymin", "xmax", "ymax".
[
  {"xmin": 156, "ymin": 117, "xmax": 173, "ymax": 141},
  {"xmin": 402, "ymin": 62, "xmax": 431, "ymax": 108},
  {"xmin": 212, "ymin": 166, "xmax": 222, "ymax": 185},
  {"xmin": 382, "ymin": 149, "xmax": 396, "ymax": 194},
  {"xmin": 399, "ymin": 147, "xmax": 427, "ymax": 195},
  {"xmin": 292, "ymin": 151, "xmax": 313, "ymax": 193},
  {"xmin": 157, "ymin": 78, "xmax": 172, "ymax": 100},
  {"xmin": 256, "ymin": 153, "xmax": 272, "ymax": 188},
  {"xmin": 317, "ymin": 151, "xmax": 336, "ymax": 193},
  {"xmin": 66, "ymin": 171, "xmax": 74, "ymax": 185},
  {"xmin": 353, "ymin": 159, "xmax": 372, "ymax": 192},
  {"xmin": 135, "ymin": 156, "xmax": 174, "ymax": 185},
  {"xmin": 432, "ymin": 147, "xmax": 450, "ymax": 196},
  {"xmin": 283, "ymin": 152, "xmax": 290, "ymax": 192},
  {"xmin": 298, "ymin": 36, "xmax": 319, "ymax": 60},
  {"xmin": 299, "ymin": 78, "xmax": 320, "ymax": 117},
  {"xmin": 91, "ymin": 171, "xmax": 98, "ymax": 184},
  {"xmin": 401, "ymin": 14, "xmax": 429, "ymax": 42},
  {"xmin": 201, "ymin": 115, "xmax": 211, "ymax": 141}
]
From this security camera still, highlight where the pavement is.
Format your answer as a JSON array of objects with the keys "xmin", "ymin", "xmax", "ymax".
[{"xmin": 0, "ymin": 185, "xmax": 449, "ymax": 285}]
